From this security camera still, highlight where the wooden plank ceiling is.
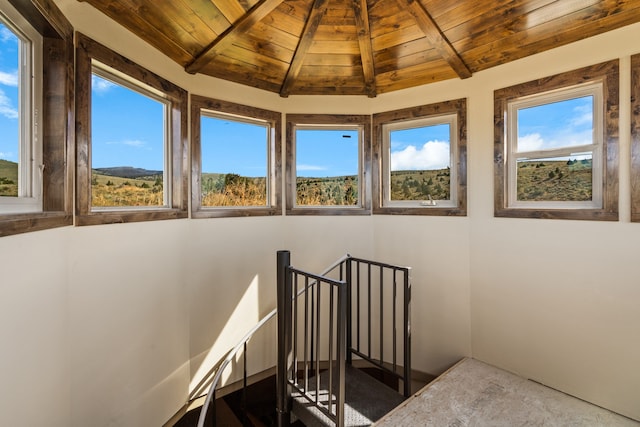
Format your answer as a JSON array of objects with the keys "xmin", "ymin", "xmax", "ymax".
[{"xmin": 79, "ymin": 0, "xmax": 640, "ymax": 97}]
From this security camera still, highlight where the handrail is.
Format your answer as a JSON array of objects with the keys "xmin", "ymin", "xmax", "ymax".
[
  {"xmin": 196, "ymin": 253, "xmax": 351, "ymax": 427},
  {"xmin": 276, "ymin": 253, "xmax": 412, "ymax": 427},
  {"xmin": 278, "ymin": 252, "xmax": 349, "ymax": 427}
]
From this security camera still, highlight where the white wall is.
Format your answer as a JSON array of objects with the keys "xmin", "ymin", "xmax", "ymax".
[
  {"xmin": 0, "ymin": 1, "xmax": 637, "ymax": 425},
  {"xmin": 372, "ymin": 23, "xmax": 640, "ymax": 419},
  {"xmin": 0, "ymin": 227, "xmax": 70, "ymax": 426}
]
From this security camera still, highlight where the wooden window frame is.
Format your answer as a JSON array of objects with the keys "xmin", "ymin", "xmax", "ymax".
[
  {"xmin": 372, "ymin": 99, "xmax": 467, "ymax": 216},
  {"xmin": 190, "ymin": 95, "xmax": 282, "ymax": 218},
  {"xmin": 631, "ymin": 54, "xmax": 640, "ymax": 222},
  {"xmin": 494, "ymin": 60, "xmax": 619, "ymax": 221},
  {"xmin": 75, "ymin": 32, "xmax": 188, "ymax": 226},
  {"xmin": 0, "ymin": 0, "xmax": 73, "ymax": 237},
  {"xmin": 285, "ymin": 114, "xmax": 371, "ymax": 216}
]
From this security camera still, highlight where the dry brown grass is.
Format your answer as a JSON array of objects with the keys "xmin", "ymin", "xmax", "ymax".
[
  {"xmin": 516, "ymin": 159, "xmax": 592, "ymax": 201},
  {"xmin": 92, "ymin": 183, "xmax": 163, "ymax": 207}
]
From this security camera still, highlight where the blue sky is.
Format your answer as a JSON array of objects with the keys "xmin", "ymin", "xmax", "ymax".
[
  {"xmin": 295, "ymin": 128, "xmax": 359, "ymax": 177},
  {"xmin": 517, "ymin": 96, "xmax": 593, "ymax": 153},
  {"xmin": 201, "ymin": 115, "xmax": 268, "ymax": 176},
  {"xmin": 390, "ymin": 123, "xmax": 450, "ymax": 171},
  {"xmin": 91, "ymin": 75, "xmax": 165, "ymax": 170},
  {"xmin": 0, "ymin": 18, "xmax": 593, "ymax": 176},
  {"xmin": 0, "ymin": 22, "xmax": 19, "ymax": 163}
]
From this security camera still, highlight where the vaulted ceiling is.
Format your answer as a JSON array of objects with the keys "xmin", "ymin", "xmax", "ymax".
[{"xmin": 79, "ymin": 0, "xmax": 640, "ymax": 97}]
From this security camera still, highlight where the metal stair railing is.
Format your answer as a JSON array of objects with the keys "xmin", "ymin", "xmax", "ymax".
[
  {"xmin": 277, "ymin": 251, "xmax": 412, "ymax": 427},
  {"xmin": 277, "ymin": 250, "xmax": 348, "ymax": 427},
  {"xmin": 345, "ymin": 256, "xmax": 412, "ymax": 398},
  {"xmin": 196, "ymin": 253, "xmax": 350, "ymax": 427}
]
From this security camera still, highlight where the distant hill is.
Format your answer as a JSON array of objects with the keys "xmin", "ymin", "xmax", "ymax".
[
  {"xmin": 93, "ymin": 166, "xmax": 162, "ymax": 179},
  {"xmin": 0, "ymin": 159, "xmax": 18, "ymax": 181},
  {"xmin": 0, "ymin": 159, "xmax": 18, "ymax": 196}
]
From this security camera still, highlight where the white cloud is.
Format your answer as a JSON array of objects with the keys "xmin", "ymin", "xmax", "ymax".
[
  {"xmin": 297, "ymin": 164, "xmax": 326, "ymax": 171},
  {"xmin": 519, "ymin": 128, "xmax": 593, "ymax": 152},
  {"xmin": 0, "ymin": 151, "xmax": 13, "ymax": 158},
  {"xmin": 106, "ymin": 139, "xmax": 147, "ymax": 148},
  {"xmin": 570, "ymin": 104, "xmax": 593, "ymax": 127},
  {"xmin": 0, "ymin": 88, "xmax": 18, "ymax": 119},
  {"xmin": 0, "ymin": 26, "xmax": 16, "ymax": 43},
  {"xmin": 0, "ymin": 70, "xmax": 18, "ymax": 86},
  {"xmin": 518, "ymin": 133, "xmax": 544, "ymax": 152},
  {"xmin": 391, "ymin": 140, "xmax": 450, "ymax": 170},
  {"xmin": 92, "ymin": 75, "xmax": 116, "ymax": 94}
]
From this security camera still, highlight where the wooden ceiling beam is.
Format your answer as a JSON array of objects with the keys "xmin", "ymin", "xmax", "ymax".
[
  {"xmin": 403, "ymin": 0, "xmax": 472, "ymax": 79},
  {"xmin": 279, "ymin": 0, "xmax": 329, "ymax": 97},
  {"xmin": 353, "ymin": 0, "xmax": 377, "ymax": 97},
  {"xmin": 185, "ymin": 0, "xmax": 283, "ymax": 74}
]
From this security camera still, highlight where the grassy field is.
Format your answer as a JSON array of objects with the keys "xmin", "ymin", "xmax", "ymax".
[
  {"xmin": 0, "ymin": 159, "xmax": 18, "ymax": 197},
  {"xmin": 201, "ymin": 173, "xmax": 267, "ymax": 206},
  {"xmin": 91, "ymin": 172, "xmax": 163, "ymax": 207},
  {"xmin": 390, "ymin": 168, "xmax": 450, "ymax": 201},
  {"xmin": 296, "ymin": 175, "xmax": 358, "ymax": 206},
  {"xmin": 1, "ymin": 158, "xmax": 594, "ymax": 205},
  {"xmin": 516, "ymin": 159, "xmax": 592, "ymax": 201}
]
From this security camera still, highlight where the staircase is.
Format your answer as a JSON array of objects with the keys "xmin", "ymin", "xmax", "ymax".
[
  {"xmin": 276, "ymin": 251, "xmax": 412, "ymax": 427},
  {"xmin": 183, "ymin": 251, "xmax": 411, "ymax": 427},
  {"xmin": 290, "ymin": 365, "xmax": 405, "ymax": 427}
]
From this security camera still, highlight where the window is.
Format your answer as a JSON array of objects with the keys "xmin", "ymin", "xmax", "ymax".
[
  {"xmin": 632, "ymin": 53, "xmax": 640, "ymax": 222},
  {"xmin": 90, "ymin": 69, "xmax": 168, "ymax": 208},
  {"xmin": 0, "ymin": 0, "xmax": 73, "ymax": 237},
  {"xmin": 76, "ymin": 33, "xmax": 188, "ymax": 225},
  {"xmin": 286, "ymin": 114, "xmax": 371, "ymax": 215},
  {"xmin": 190, "ymin": 95, "xmax": 281, "ymax": 218},
  {"xmin": 494, "ymin": 61, "xmax": 619, "ymax": 221},
  {"xmin": 0, "ymin": 12, "xmax": 41, "ymax": 209},
  {"xmin": 373, "ymin": 99, "xmax": 467, "ymax": 216}
]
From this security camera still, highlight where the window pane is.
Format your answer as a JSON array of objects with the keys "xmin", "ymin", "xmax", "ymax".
[
  {"xmin": 200, "ymin": 115, "xmax": 268, "ymax": 207},
  {"xmin": 296, "ymin": 128, "xmax": 359, "ymax": 206},
  {"xmin": 389, "ymin": 124, "xmax": 451, "ymax": 201},
  {"xmin": 517, "ymin": 96, "xmax": 593, "ymax": 152},
  {"xmin": 0, "ymin": 22, "xmax": 20, "ymax": 197},
  {"xmin": 516, "ymin": 154, "xmax": 593, "ymax": 201},
  {"xmin": 91, "ymin": 73, "xmax": 166, "ymax": 207},
  {"xmin": 515, "ymin": 95, "xmax": 595, "ymax": 202}
]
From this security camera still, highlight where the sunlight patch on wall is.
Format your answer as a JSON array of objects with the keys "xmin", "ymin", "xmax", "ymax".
[{"xmin": 189, "ymin": 274, "xmax": 261, "ymax": 394}]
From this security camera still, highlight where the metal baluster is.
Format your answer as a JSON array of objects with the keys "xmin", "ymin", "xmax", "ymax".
[
  {"xmin": 329, "ymin": 281, "xmax": 334, "ymax": 415},
  {"xmin": 293, "ymin": 275, "xmax": 299, "ymax": 386},
  {"xmin": 315, "ymin": 283, "xmax": 321, "ymax": 406},
  {"xmin": 346, "ymin": 258, "xmax": 353, "ymax": 365},
  {"xmin": 367, "ymin": 262, "xmax": 372, "ymax": 358},
  {"xmin": 304, "ymin": 276, "xmax": 309, "ymax": 392},
  {"xmin": 393, "ymin": 268, "xmax": 397, "ymax": 374},
  {"xmin": 356, "ymin": 260, "xmax": 361, "ymax": 352},
  {"xmin": 403, "ymin": 268, "xmax": 412, "ymax": 397},
  {"xmin": 242, "ymin": 342, "xmax": 247, "ymax": 426},
  {"xmin": 379, "ymin": 265, "xmax": 384, "ymax": 365}
]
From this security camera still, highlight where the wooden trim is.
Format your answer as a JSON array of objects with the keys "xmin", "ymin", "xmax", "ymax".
[
  {"xmin": 285, "ymin": 114, "xmax": 372, "ymax": 216},
  {"xmin": 190, "ymin": 95, "xmax": 282, "ymax": 218},
  {"xmin": 0, "ymin": 0, "xmax": 74, "ymax": 237},
  {"xmin": 74, "ymin": 32, "xmax": 188, "ymax": 226},
  {"xmin": 494, "ymin": 60, "xmax": 619, "ymax": 221},
  {"xmin": 372, "ymin": 99, "xmax": 467, "ymax": 216},
  {"xmin": 353, "ymin": 0, "xmax": 376, "ymax": 98},
  {"xmin": 185, "ymin": 0, "xmax": 283, "ymax": 74},
  {"xmin": 280, "ymin": 0, "xmax": 328, "ymax": 98},
  {"xmin": 401, "ymin": 0, "xmax": 472, "ymax": 80},
  {"xmin": 631, "ymin": 53, "xmax": 640, "ymax": 222}
]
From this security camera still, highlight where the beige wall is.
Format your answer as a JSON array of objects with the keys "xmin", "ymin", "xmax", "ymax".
[{"xmin": 0, "ymin": 1, "xmax": 637, "ymax": 425}]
